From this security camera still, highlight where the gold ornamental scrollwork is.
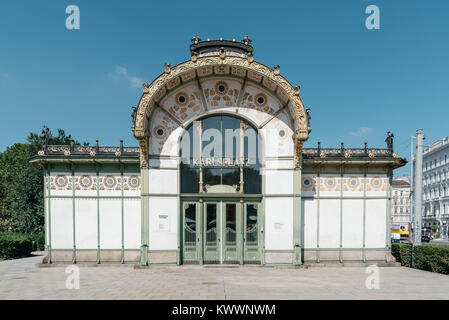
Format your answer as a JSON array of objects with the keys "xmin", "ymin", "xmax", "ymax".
[
  {"xmin": 138, "ymin": 135, "xmax": 149, "ymax": 169},
  {"xmin": 133, "ymin": 56, "xmax": 309, "ymax": 143}
]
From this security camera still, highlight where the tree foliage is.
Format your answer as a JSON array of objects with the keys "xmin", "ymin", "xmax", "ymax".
[{"xmin": 0, "ymin": 128, "xmax": 84, "ymax": 234}]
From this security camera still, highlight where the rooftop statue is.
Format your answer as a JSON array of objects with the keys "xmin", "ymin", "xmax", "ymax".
[{"xmin": 385, "ymin": 131, "xmax": 394, "ymax": 152}]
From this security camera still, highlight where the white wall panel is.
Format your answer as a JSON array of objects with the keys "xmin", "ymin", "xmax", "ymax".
[
  {"xmin": 264, "ymin": 170, "xmax": 293, "ymax": 195},
  {"xmin": 124, "ymin": 199, "xmax": 141, "ymax": 249},
  {"xmin": 342, "ymin": 200, "xmax": 364, "ymax": 248},
  {"xmin": 319, "ymin": 199, "xmax": 340, "ymax": 248},
  {"xmin": 265, "ymin": 197, "xmax": 293, "ymax": 250},
  {"xmin": 50, "ymin": 199, "xmax": 73, "ymax": 249},
  {"xmin": 149, "ymin": 197, "xmax": 178, "ymax": 250},
  {"xmin": 365, "ymin": 199, "xmax": 387, "ymax": 248},
  {"xmin": 149, "ymin": 169, "xmax": 178, "ymax": 194},
  {"xmin": 303, "ymin": 199, "xmax": 317, "ymax": 248},
  {"xmin": 75, "ymin": 199, "xmax": 97, "ymax": 249},
  {"xmin": 99, "ymin": 199, "xmax": 122, "ymax": 249}
]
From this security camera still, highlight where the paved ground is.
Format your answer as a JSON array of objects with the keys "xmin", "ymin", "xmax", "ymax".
[{"xmin": 0, "ymin": 255, "xmax": 449, "ymax": 299}]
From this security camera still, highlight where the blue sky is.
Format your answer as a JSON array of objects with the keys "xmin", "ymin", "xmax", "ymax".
[{"xmin": 1, "ymin": 0, "xmax": 448, "ymax": 176}]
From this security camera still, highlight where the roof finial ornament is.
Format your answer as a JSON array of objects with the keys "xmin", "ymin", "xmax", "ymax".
[
  {"xmin": 219, "ymin": 47, "xmax": 226, "ymax": 60},
  {"xmin": 247, "ymin": 52, "xmax": 254, "ymax": 63},
  {"xmin": 191, "ymin": 35, "xmax": 201, "ymax": 44},
  {"xmin": 294, "ymin": 85, "xmax": 300, "ymax": 96},
  {"xmin": 164, "ymin": 62, "xmax": 171, "ymax": 74},
  {"xmin": 191, "ymin": 51, "xmax": 198, "ymax": 62},
  {"xmin": 142, "ymin": 82, "xmax": 150, "ymax": 93},
  {"xmin": 273, "ymin": 65, "xmax": 280, "ymax": 75},
  {"xmin": 242, "ymin": 35, "xmax": 252, "ymax": 45}
]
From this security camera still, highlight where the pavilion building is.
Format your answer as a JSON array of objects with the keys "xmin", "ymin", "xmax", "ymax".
[{"xmin": 31, "ymin": 37, "xmax": 406, "ymax": 265}]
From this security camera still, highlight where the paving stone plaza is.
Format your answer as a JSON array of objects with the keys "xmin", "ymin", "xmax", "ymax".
[{"xmin": 1, "ymin": 255, "xmax": 448, "ymax": 300}]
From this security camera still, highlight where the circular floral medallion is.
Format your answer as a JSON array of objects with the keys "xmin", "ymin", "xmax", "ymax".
[
  {"xmin": 153, "ymin": 125, "xmax": 166, "ymax": 139},
  {"xmin": 104, "ymin": 175, "xmax": 117, "ymax": 189},
  {"xmin": 215, "ymin": 81, "xmax": 228, "ymax": 95},
  {"xmin": 55, "ymin": 175, "xmax": 68, "ymax": 188},
  {"xmin": 128, "ymin": 175, "xmax": 141, "ymax": 189},
  {"xmin": 175, "ymin": 92, "xmax": 189, "ymax": 106},
  {"xmin": 347, "ymin": 177, "xmax": 359, "ymax": 189},
  {"xmin": 325, "ymin": 177, "xmax": 336, "ymax": 188},
  {"xmin": 302, "ymin": 176, "xmax": 313, "ymax": 189},
  {"xmin": 371, "ymin": 176, "xmax": 382, "ymax": 189},
  {"xmin": 79, "ymin": 175, "xmax": 92, "ymax": 188},
  {"xmin": 255, "ymin": 93, "xmax": 267, "ymax": 106}
]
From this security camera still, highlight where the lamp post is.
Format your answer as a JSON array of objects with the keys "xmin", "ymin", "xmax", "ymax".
[
  {"xmin": 410, "ymin": 136, "xmax": 415, "ymax": 243},
  {"xmin": 413, "ymin": 129, "xmax": 425, "ymax": 246}
]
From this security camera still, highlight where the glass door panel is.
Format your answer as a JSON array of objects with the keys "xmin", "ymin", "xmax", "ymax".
[
  {"xmin": 183, "ymin": 203, "xmax": 200, "ymax": 263},
  {"xmin": 203, "ymin": 202, "xmax": 220, "ymax": 263},
  {"xmin": 244, "ymin": 203, "xmax": 261, "ymax": 263},
  {"xmin": 223, "ymin": 203, "xmax": 240, "ymax": 263}
]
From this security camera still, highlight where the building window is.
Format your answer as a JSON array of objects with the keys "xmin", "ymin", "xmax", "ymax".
[{"xmin": 180, "ymin": 115, "xmax": 261, "ymax": 194}]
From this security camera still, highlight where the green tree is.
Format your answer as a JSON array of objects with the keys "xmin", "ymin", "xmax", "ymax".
[{"xmin": 0, "ymin": 128, "xmax": 85, "ymax": 234}]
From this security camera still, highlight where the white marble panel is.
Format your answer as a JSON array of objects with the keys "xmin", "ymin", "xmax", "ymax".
[{"xmin": 264, "ymin": 197, "xmax": 293, "ymax": 250}]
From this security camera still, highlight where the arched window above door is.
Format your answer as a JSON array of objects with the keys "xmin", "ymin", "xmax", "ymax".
[{"xmin": 180, "ymin": 115, "xmax": 261, "ymax": 194}]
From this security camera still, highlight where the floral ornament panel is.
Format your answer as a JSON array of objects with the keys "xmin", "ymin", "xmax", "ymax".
[
  {"xmin": 202, "ymin": 79, "xmax": 241, "ymax": 109},
  {"xmin": 77, "ymin": 175, "xmax": 96, "ymax": 190},
  {"xmin": 302, "ymin": 176, "xmax": 316, "ymax": 191},
  {"xmin": 102, "ymin": 175, "xmax": 120, "ymax": 190},
  {"xmin": 51, "ymin": 175, "xmax": 72, "ymax": 190},
  {"xmin": 345, "ymin": 176, "xmax": 363, "ymax": 192},
  {"xmin": 125, "ymin": 175, "xmax": 141, "ymax": 191},
  {"xmin": 161, "ymin": 84, "xmax": 204, "ymax": 123},
  {"xmin": 149, "ymin": 108, "xmax": 179, "ymax": 155},
  {"xmin": 319, "ymin": 176, "xmax": 342, "ymax": 192}
]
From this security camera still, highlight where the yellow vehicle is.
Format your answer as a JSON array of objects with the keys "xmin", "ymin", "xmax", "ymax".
[{"xmin": 391, "ymin": 228, "xmax": 410, "ymax": 243}]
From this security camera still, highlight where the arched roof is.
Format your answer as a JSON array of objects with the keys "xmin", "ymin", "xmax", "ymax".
[{"xmin": 133, "ymin": 55, "xmax": 310, "ymax": 143}]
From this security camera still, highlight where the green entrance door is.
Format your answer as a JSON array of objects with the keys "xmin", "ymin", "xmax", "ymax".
[{"xmin": 182, "ymin": 200, "xmax": 261, "ymax": 264}]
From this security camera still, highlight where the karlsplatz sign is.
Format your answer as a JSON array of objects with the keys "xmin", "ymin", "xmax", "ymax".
[{"xmin": 192, "ymin": 157, "xmax": 253, "ymax": 167}]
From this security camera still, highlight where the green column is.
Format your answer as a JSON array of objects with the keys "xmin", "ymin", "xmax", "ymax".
[
  {"xmin": 96, "ymin": 164, "xmax": 100, "ymax": 264},
  {"xmin": 362, "ymin": 168, "xmax": 367, "ymax": 263},
  {"xmin": 121, "ymin": 164, "xmax": 125, "ymax": 264},
  {"xmin": 140, "ymin": 166, "xmax": 149, "ymax": 266},
  {"xmin": 46, "ymin": 164, "xmax": 52, "ymax": 264},
  {"xmin": 316, "ymin": 170, "xmax": 321, "ymax": 263},
  {"xmin": 339, "ymin": 168, "xmax": 344, "ymax": 263},
  {"xmin": 71, "ymin": 164, "xmax": 76, "ymax": 264},
  {"xmin": 293, "ymin": 158, "xmax": 303, "ymax": 265},
  {"xmin": 386, "ymin": 169, "xmax": 393, "ymax": 262}
]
